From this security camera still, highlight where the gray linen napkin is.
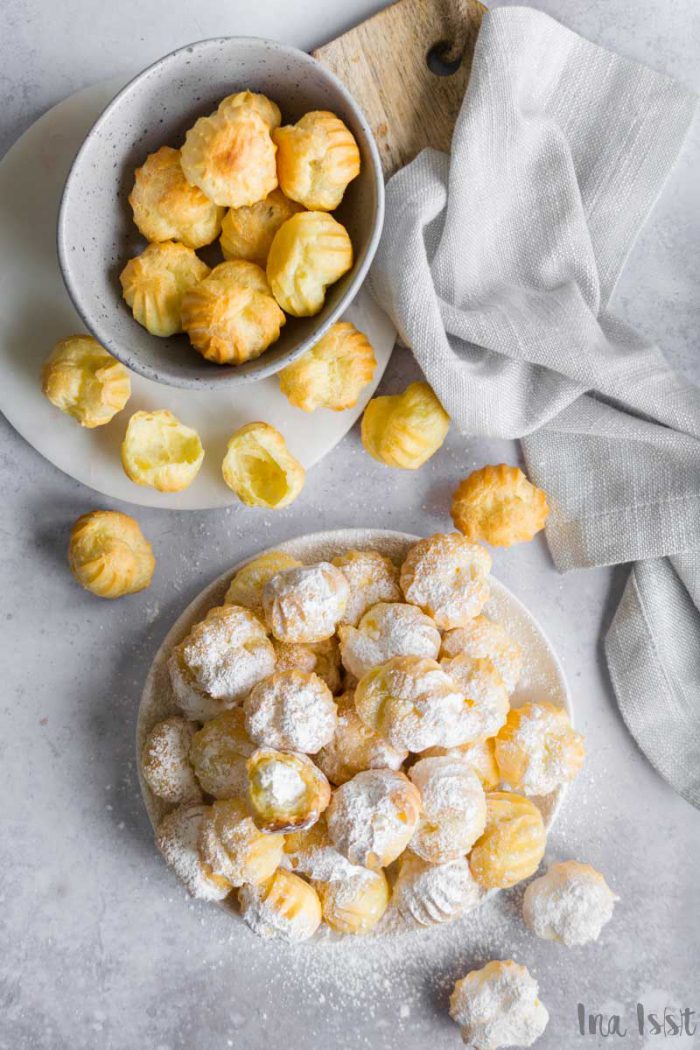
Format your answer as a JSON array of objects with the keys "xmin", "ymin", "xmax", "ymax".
[{"xmin": 367, "ymin": 6, "xmax": 700, "ymax": 806}]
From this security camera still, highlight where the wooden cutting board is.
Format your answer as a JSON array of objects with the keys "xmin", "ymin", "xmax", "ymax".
[{"xmin": 313, "ymin": 0, "xmax": 486, "ymax": 177}]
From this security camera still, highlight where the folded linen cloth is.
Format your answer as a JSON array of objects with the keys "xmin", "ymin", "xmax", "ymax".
[{"xmin": 368, "ymin": 6, "xmax": 700, "ymax": 806}]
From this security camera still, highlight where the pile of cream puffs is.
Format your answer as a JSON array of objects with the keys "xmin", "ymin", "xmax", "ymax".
[
  {"xmin": 120, "ymin": 90, "xmax": 361, "ymax": 364},
  {"xmin": 140, "ymin": 533, "xmax": 606, "ymax": 955}
]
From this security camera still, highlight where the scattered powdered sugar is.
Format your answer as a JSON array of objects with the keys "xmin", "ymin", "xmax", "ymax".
[
  {"xmin": 326, "ymin": 769, "xmax": 420, "ymax": 868},
  {"xmin": 338, "ymin": 602, "xmax": 441, "ymax": 679},
  {"xmin": 392, "ymin": 854, "xmax": 483, "ymax": 927},
  {"xmin": 244, "ymin": 670, "xmax": 338, "ymax": 754},
  {"xmin": 181, "ymin": 605, "xmax": 275, "ymax": 701},
  {"xmin": 141, "ymin": 716, "xmax": 202, "ymax": 805},
  {"xmin": 522, "ymin": 861, "xmax": 618, "ymax": 946},
  {"xmin": 155, "ymin": 804, "xmax": 229, "ymax": 902},
  {"xmin": 263, "ymin": 563, "xmax": 349, "ymax": 644},
  {"xmin": 449, "ymin": 960, "xmax": 549, "ymax": 1050},
  {"xmin": 333, "ymin": 550, "xmax": 402, "ymax": 626}
]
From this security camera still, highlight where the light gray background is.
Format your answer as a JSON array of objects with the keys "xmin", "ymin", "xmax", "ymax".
[{"xmin": 1, "ymin": 1, "xmax": 698, "ymax": 1048}]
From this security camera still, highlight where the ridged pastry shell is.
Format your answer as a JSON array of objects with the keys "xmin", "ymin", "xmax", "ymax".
[
  {"xmin": 278, "ymin": 322, "xmax": 376, "ymax": 413},
  {"xmin": 189, "ymin": 708, "xmax": 255, "ymax": 799},
  {"xmin": 469, "ymin": 791, "xmax": 546, "ymax": 890},
  {"xmin": 68, "ymin": 509, "xmax": 155, "ymax": 598},
  {"xmin": 224, "ymin": 550, "xmax": 302, "ymax": 618},
  {"xmin": 361, "ymin": 381, "xmax": 449, "ymax": 470},
  {"xmin": 315, "ymin": 690, "xmax": 407, "ymax": 786},
  {"xmin": 238, "ymin": 869, "xmax": 322, "ymax": 942},
  {"xmin": 119, "ymin": 240, "xmax": 209, "ymax": 337},
  {"xmin": 266, "ymin": 211, "xmax": 353, "ymax": 317},
  {"xmin": 451, "ymin": 464, "xmax": 550, "ymax": 547},
  {"xmin": 274, "ymin": 110, "xmax": 360, "ymax": 211},
  {"xmin": 326, "ymin": 768, "xmax": 421, "ymax": 869},
  {"xmin": 42, "ymin": 335, "xmax": 131, "ymax": 428},
  {"xmin": 181, "ymin": 260, "xmax": 285, "ymax": 365},
  {"xmin": 121, "ymin": 409, "xmax": 204, "ymax": 492},
  {"xmin": 198, "ymin": 797, "xmax": 284, "ymax": 887},
  {"xmin": 392, "ymin": 853, "xmax": 482, "ymax": 927},
  {"xmin": 262, "ymin": 562, "xmax": 349, "ymax": 644},
  {"xmin": 494, "ymin": 702, "xmax": 585, "ymax": 796},
  {"xmin": 129, "ymin": 146, "xmax": 224, "ymax": 248}
]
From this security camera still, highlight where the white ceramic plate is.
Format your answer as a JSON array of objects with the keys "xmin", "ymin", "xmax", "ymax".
[
  {"xmin": 138, "ymin": 529, "xmax": 573, "ymax": 918},
  {"xmin": 0, "ymin": 81, "xmax": 395, "ymax": 510}
]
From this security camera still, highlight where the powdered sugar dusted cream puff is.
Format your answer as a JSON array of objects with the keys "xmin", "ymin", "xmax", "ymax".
[
  {"xmin": 441, "ymin": 616, "xmax": 524, "ymax": 695},
  {"xmin": 523, "ymin": 861, "xmax": 617, "ymax": 946},
  {"xmin": 326, "ymin": 768, "xmax": 421, "ymax": 869},
  {"xmin": 354, "ymin": 655, "xmax": 474, "ymax": 752},
  {"xmin": 314, "ymin": 864, "xmax": 389, "ymax": 935},
  {"xmin": 494, "ymin": 702, "xmax": 584, "ymax": 796},
  {"xmin": 189, "ymin": 707, "xmax": 255, "ymax": 800},
  {"xmin": 155, "ymin": 803, "xmax": 231, "ymax": 901},
  {"xmin": 272, "ymin": 636, "xmax": 342, "ymax": 694},
  {"xmin": 142, "ymin": 716, "xmax": 202, "ymax": 805},
  {"xmin": 338, "ymin": 602, "xmax": 441, "ymax": 680},
  {"xmin": 408, "ymin": 755, "xmax": 486, "ymax": 863},
  {"xmin": 392, "ymin": 853, "xmax": 482, "ymax": 928},
  {"xmin": 263, "ymin": 562, "xmax": 349, "ymax": 644},
  {"xmin": 440, "ymin": 654, "xmax": 510, "ymax": 742},
  {"xmin": 400, "ymin": 532, "xmax": 491, "ymax": 630},
  {"xmin": 239, "ymin": 869, "xmax": 322, "ymax": 942},
  {"xmin": 198, "ymin": 797, "xmax": 283, "ymax": 887},
  {"xmin": 244, "ymin": 670, "xmax": 337, "ymax": 754},
  {"xmin": 332, "ymin": 549, "xmax": 401, "ymax": 626},
  {"xmin": 449, "ymin": 960, "xmax": 549, "ymax": 1049},
  {"xmin": 168, "ymin": 604, "xmax": 275, "ymax": 721}
]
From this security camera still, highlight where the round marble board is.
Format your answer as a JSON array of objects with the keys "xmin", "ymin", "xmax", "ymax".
[
  {"xmin": 138, "ymin": 529, "xmax": 573, "ymax": 929},
  {"xmin": 0, "ymin": 81, "xmax": 395, "ymax": 511}
]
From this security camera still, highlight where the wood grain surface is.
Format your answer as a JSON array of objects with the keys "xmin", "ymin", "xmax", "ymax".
[{"xmin": 313, "ymin": 0, "xmax": 486, "ymax": 177}]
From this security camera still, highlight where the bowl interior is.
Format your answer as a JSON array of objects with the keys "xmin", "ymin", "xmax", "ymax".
[{"xmin": 58, "ymin": 38, "xmax": 383, "ymax": 389}]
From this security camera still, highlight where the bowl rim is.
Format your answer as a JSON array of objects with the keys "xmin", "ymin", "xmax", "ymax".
[{"xmin": 56, "ymin": 35, "xmax": 386, "ymax": 391}]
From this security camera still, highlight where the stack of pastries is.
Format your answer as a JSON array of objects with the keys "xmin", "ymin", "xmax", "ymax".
[
  {"xmin": 142, "ymin": 533, "xmax": 585, "ymax": 941},
  {"xmin": 120, "ymin": 90, "xmax": 361, "ymax": 366}
]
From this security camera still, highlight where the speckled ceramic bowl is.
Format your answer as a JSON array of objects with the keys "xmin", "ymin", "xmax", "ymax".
[{"xmin": 57, "ymin": 38, "xmax": 384, "ymax": 390}]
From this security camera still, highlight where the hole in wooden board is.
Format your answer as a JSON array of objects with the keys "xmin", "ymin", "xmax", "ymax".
[{"xmin": 426, "ymin": 40, "xmax": 463, "ymax": 77}]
